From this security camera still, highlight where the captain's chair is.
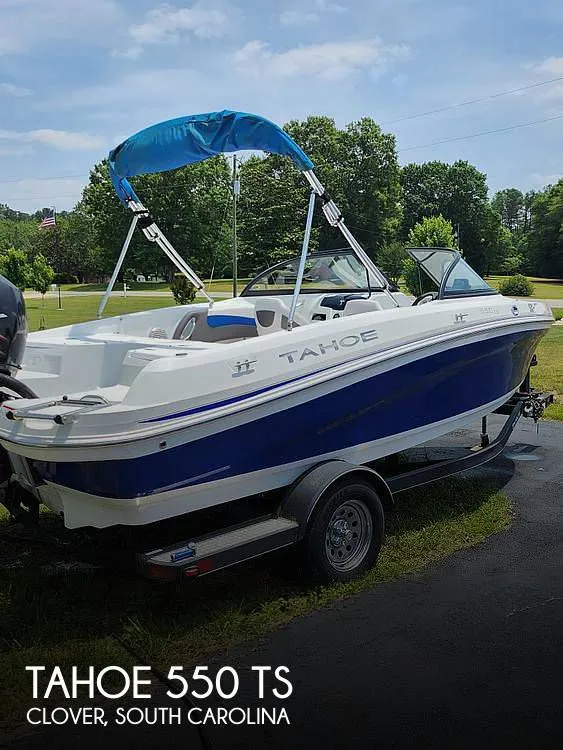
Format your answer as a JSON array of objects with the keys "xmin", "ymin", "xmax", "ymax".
[
  {"xmin": 173, "ymin": 299, "xmax": 258, "ymax": 341},
  {"xmin": 452, "ymin": 278, "xmax": 470, "ymax": 291},
  {"xmin": 254, "ymin": 297, "xmax": 308, "ymax": 335},
  {"xmin": 343, "ymin": 298, "xmax": 383, "ymax": 316}
]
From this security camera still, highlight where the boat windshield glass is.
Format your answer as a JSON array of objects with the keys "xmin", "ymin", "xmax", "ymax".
[
  {"xmin": 407, "ymin": 248, "xmax": 494, "ymax": 297},
  {"xmin": 241, "ymin": 250, "xmax": 384, "ymax": 296}
]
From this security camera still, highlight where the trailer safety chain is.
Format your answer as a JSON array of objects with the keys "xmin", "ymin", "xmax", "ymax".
[{"xmin": 523, "ymin": 394, "xmax": 545, "ymax": 422}]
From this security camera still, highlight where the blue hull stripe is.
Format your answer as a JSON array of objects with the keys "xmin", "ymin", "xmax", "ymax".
[{"xmin": 33, "ymin": 330, "xmax": 542, "ymax": 499}]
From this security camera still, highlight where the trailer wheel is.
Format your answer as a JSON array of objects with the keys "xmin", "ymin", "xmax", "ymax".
[{"xmin": 303, "ymin": 479, "xmax": 384, "ymax": 583}]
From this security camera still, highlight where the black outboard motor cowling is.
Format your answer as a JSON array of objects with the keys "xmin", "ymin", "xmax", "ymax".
[{"xmin": 0, "ymin": 274, "xmax": 27, "ymax": 376}]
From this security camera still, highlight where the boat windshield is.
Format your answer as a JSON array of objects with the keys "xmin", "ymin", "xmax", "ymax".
[
  {"xmin": 241, "ymin": 250, "xmax": 385, "ymax": 296},
  {"xmin": 407, "ymin": 247, "xmax": 495, "ymax": 298}
]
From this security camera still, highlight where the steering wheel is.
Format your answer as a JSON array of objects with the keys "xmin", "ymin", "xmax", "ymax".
[
  {"xmin": 172, "ymin": 312, "xmax": 198, "ymax": 339},
  {"xmin": 0, "ymin": 372, "xmax": 38, "ymax": 403},
  {"xmin": 412, "ymin": 291, "xmax": 438, "ymax": 306}
]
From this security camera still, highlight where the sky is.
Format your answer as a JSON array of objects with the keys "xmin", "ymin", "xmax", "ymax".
[{"xmin": 0, "ymin": 0, "xmax": 561, "ymax": 212}]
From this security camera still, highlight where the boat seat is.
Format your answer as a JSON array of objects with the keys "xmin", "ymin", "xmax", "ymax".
[
  {"xmin": 207, "ymin": 300, "xmax": 258, "ymax": 333},
  {"xmin": 343, "ymin": 298, "xmax": 383, "ymax": 316},
  {"xmin": 254, "ymin": 297, "xmax": 308, "ymax": 334},
  {"xmin": 173, "ymin": 302, "xmax": 258, "ymax": 342}
]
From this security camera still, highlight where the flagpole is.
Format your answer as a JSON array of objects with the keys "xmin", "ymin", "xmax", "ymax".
[{"xmin": 53, "ymin": 206, "xmax": 62, "ymax": 310}]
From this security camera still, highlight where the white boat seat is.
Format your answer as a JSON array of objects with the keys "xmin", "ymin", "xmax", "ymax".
[
  {"xmin": 207, "ymin": 300, "xmax": 258, "ymax": 333},
  {"xmin": 254, "ymin": 297, "xmax": 308, "ymax": 334},
  {"xmin": 343, "ymin": 298, "xmax": 383, "ymax": 316},
  {"xmin": 173, "ymin": 300, "xmax": 258, "ymax": 342}
]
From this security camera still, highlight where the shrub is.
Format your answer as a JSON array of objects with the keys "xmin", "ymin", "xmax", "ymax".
[
  {"xmin": 170, "ymin": 273, "xmax": 197, "ymax": 305},
  {"xmin": 498, "ymin": 274, "xmax": 534, "ymax": 297},
  {"xmin": 123, "ymin": 267, "xmax": 136, "ymax": 286}
]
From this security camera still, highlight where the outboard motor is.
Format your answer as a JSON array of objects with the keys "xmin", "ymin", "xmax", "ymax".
[
  {"xmin": 0, "ymin": 274, "xmax": 38, "ymax": 516},
  {"xmin": 0, "ymin": 273, "xmax": 28, "ymax": 378},
  {"xmin": 0, "ymin": 274, "xmax": 37, "ymax": 400}
]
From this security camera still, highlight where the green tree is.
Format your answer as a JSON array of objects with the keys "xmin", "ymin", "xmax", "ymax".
[
  {"xmin": 31, "ymin": 253, "xmax": 55, "ymax": 296},
  {"xmin": 404, "ymin": 215, "xmax": 456, "ymax": 295},
  {"xmin": 500, "ymin": 253, "xmax": 524, "ymax": 275},
  {"xmin": 527, "ymin": 179, "xmax": 563, "ymax": 277},
  {"xmin": 238, "ymin": 115, "xmax": 401, "ymax": 272},
  {"xmin": 491, "ymin": 188, "xmax": 524, "ymax": 232},
  {"xmin": 170, "ymin": 274, "xmax": 197, "ymax": 305},
  {"xmin": 0, "ymin": 247, "xmax": 32, "ymax": 289},
  {"xmin": 407, "ymin": 214, "xmax": 456, "ymax": 248},
  {"xmin": 79, "ymin": 157, "xmax": 232, "ymax": 281},
  {"xmin": 400, "ymin": 160, "xmax": 493, "ymax": 273},
  {"xmin": 377, "ymin": 242, "xmax": 407, "ymax": 285}
]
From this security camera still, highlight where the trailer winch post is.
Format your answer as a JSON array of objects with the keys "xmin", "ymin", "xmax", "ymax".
[{"xmin": 481, "ymin": 416, "xmax": 490, "ymax": 447}]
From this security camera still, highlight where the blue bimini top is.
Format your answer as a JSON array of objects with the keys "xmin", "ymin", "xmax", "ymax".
[{"xmin": 108, "ymin": 109, "xmax": 314, "ymax": 204}]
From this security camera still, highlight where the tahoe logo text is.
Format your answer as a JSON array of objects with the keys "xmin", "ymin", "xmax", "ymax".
[{"xmin": 279, "ymin": 329, "xmax": 378, "ymax": 364}]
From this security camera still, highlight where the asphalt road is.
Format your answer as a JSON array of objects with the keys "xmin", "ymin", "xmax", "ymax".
[
  {"xmin": 8, "ymin": 418, "xmax": 563, "ymax": 750},
  {"xmin": 204, "ymin": 418, "xmax": 563, "ymax": 750}
]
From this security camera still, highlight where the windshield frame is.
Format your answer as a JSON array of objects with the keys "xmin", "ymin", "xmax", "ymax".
[
  {"xmin": 240, "ymin": 249, "xmax": 387, "ymax": 297},
  {"xmin": 406, "ymin": 247, "xmax": 496, "ymax": 300}
]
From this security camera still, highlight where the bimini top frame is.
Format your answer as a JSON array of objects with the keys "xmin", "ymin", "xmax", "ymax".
[{"xmin": 100, "ymin": 109, "xmax": 398, "ymax": 318}]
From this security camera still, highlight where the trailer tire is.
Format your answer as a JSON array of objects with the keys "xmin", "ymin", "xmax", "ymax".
[{"xmin": 303, "ymin": 479, "xmax": 384, "ymax": 583}]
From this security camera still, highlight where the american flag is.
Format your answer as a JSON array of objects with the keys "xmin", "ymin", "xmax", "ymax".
[{"xmin": 39, "ymin": 210, "xmax": 56, "ymax": 229}]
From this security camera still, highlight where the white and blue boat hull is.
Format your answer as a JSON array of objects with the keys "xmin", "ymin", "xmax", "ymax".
[{"xmin": 5, "ymin": 317, "xmax": 546, "ymax": 529}]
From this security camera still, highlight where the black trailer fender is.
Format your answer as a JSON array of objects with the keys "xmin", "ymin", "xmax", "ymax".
[{"xmin": 279, "ymin": 459, "xmax": 393, "ymax": 540}]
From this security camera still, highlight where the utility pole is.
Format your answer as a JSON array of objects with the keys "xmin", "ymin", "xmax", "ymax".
[{"xmin": 232, "ymin": 154, "xmax": 239, "ymax": 298}]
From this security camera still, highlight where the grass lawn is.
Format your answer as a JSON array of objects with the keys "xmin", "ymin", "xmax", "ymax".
[
  {"xmin": 60, "ymin": 278, "xmax": 247, "ymax": 293},
  {"xmin": 486, "ymin": 275, "xmax": 563, "ymax": 299},
  {"xmin": 0, "ymin": 476, "xmax": 510, "ymax": 729},
  {"xmin": 533, "ymin": 326, "xmax": 563, "ymax": 420},
  {"xmin": 61, "ymin": 281, "xmax": 171, "ymax": 292},
  {"xmin": 25, "ymin": 295, "xmax": 178, "ymax": 332}
]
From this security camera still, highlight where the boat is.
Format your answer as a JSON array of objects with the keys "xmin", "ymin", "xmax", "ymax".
[{"xmin": 0, "ymin": 110, "xmax": 554, "ymax": 530}]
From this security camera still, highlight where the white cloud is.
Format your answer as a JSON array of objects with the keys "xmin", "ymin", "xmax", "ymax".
[
  {"xmin": 0, "ymin": 128, "xmax": 105, "ymax": 150},
  {"xmin": 529, "ymin": 172, "xmax": 561, "ymax": 187},
  {"xmin": 127, "ymin": 4, "xmax": 229, "ymax": 52},
  {"xmin": 52, "ymin": 68, "xmax": 213, "ymax": 112},
  {"xmin": 0, "ymin": 0, "xmax": 123, "ymax": 54},
  {"xmin": 541, "ymin": 84, "xmax": 563, "ymax": 100},
  {"xmin": 0, "ymin": 178, "xmax": 86, "ymax": 211},
  {"xmin": 0, "ymin": 82, "xmax": 31, "ymax": 97},
  {"xmin": 113, "ymin": 46, "xmax": 143, "ymax": 60},
  {"xmin": 234, "ymin": 39, "xmax": 408, "ymax": 80},
  {"xmin": 280, "ymin": 10, "xmax": 319, "ymax": 26},
  {"xmin": 315, "ymin": 0, "xmax": 347, "ymax": 12},
  {"xmin": 530, "ymin": 56, "xmax": 563, "ymax": 75},
  {"xmin": 0, "ymin": 145, "xmax": 33, "ymax": 157}
]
